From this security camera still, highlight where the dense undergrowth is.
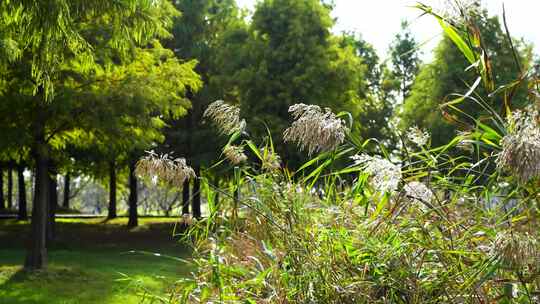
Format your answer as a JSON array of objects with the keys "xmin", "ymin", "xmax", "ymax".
[{"xmin": 138, "ymin": 3, "xmax": 540, "ymax": 303}]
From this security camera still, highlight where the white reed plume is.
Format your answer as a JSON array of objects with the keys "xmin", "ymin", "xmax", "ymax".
[
  {"xmin": 351, "ymin": 154, "xmax": 401, "ymax": 193},
  {"xmin": 260, "ymin": 148, "xmax": 281, "ymax": 171},
  {"xmin": 491, "ymin": 231, "xmax": 539, "ymax": 269},
  {"xmin": 203, "ymin": 100, "xmax": 245, "ymax": 135},
  {"xmin": 223, "ymin": 145, "xmax": 248, "ymax": 165},
  {"xmin": 404, "ymin": 181, "xmax": 434, "ymax": 204},
  {"xmin": 283, "ymin": 103, "xmax": 348, "ymax": 155},
  {"xmin": 436, "ymin": 0, "xmax": 481, "ymax": 22},
  {"xmin": 136, "ymin": 151, "xmax": 195, "ymax": 187},
  {"xmin": 496, "ymin": 105, "xmax": 540, "ymax": 183},
  {"xmin": 407, "ymin": 126, "xmax": 430, "ymax": 147}
]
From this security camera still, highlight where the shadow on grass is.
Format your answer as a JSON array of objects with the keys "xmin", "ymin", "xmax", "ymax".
[
  {"xmin": 0, "ymin": 249, "xmax": 193, "ymax": 304},
  {"xmin": 0, "ymin": 266, "xmax": 120, "ymax": 304},
  {"xmin": 0, "ymin": 218, "xmax": 193, "ymax": 304}
]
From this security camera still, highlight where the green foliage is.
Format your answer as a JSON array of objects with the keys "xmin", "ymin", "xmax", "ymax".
[
  {"xmin": 214, "ymin": 0, "xmax": 365, "ymax": 167},
  {"xmin": 160, "ymin": 0, "xmax": 244, "ymax": 168},
  {"xmin": 388, "ymin": 21, "xmax": 421, "ymax": 100},
  {"xmin": 399, "ymin": 8, "xmax": 527, "ymax": 147},
  {"xmin": 158, "ymin": 4, "xmax": 540, "ymax": 303},
  {"xmin": 0, "ymin": 0, "xmax": 178, "ymax": 101},
  {"xmin": 0, "ymin": 1, "xmax": 201, "ymax": 178},
  {"xmin": 0, "ymin": 218, "xmax": 192, "ymax": 304},
  {"xmin": 339, "ymin": 33, "xmax": 393, "ymax": 143}
]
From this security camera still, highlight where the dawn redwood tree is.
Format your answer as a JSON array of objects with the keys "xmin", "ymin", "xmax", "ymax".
[
  {"xmin": 108, "ymin": 161, "xmax": 117, "ymax": 219},
  {"xmin": 192, "ymin": 165, "xmax": 202, "ymax": 219},
  {"xmin": 0, "ymin": 0, "xmax": 180, "ymax": 270},
  {"xmin": 61, "ymin": 39, "xmax": 200, "ymax": 225},
  {"xmin": 182, "ymin": 180, "xmax": 190, "ymax": 215}
]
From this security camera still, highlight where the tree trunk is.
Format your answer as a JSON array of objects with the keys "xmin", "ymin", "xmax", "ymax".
[
  {"xmin": 0, "ymin": 167, "xmax": 4, "ymax": 210},
  {"xmin": 25, "ymin": 143, "xmax": 49, "ymax": 270},
  {"xmin": 214, "ymin": 176, "xmax": 219, "ymax": 207},
  {"xmin": 182, "ymin": 179, "xmax": 190, "ymax": 215},
  {"xmin": 108, "ymin": 160, "xmax": 117, "ymax": 219},
  {"xmin": 47, "ymin": 166, "xmax": 57, "ymax": 242},
  {"xmin": 63, "ymin": 173, "xmax": 70, "ymax": 209},
  {"xmin": 192, "ymin": 165, "xmax": 201, "ymax": 219},
  {"xmin": 17, "ymin": 165, "xmax": 27, "ymax": 220},
  {"xmin": 7, "ymin": 165, "xmax": 13, "ymax": 209},
  {"xmin": 127, "ymin": 160, "xmax": 138, "ymax": 228}
]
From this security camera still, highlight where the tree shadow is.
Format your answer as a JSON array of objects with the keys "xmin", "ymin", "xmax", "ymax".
[
  {"xmin": 0, "ymin": 218, "xmax": 193, "ymax": 303},
  {"xmin": 0, "ymin": 266, "xmax": 117, "ymax": 304}
]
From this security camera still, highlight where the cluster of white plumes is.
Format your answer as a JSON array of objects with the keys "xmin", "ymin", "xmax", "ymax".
[
  {"xmin": 351, "ymin": 154, "xmax": 402, "ymax": 193},
  {"xmin": 404, "ymin": 181, "xmax": 434, "ymax": 204},
  {"xmin": 407, "ymin": 126, "xmax": 430, "ymax": 147},
  {"xmin": 203, "ymin": 100, "xmax": 245, "ymax": 135},
  {"xmin": 260, "ymin": 148, "xmax": 281, "ymax": 171},
  {"xmin": 496, "ymin": 105, "xmax": 540, "ymax": 183},
  {"xmin": 491, "ymin": 231, "xmax": 539, "ymax": 269},
  {"xmin": 136, "ymin": 151, "xmax": 195, "ymax": 187},
  {"xmin": 283, "ymin": 103, "xmax": 348, "ymax": 155},
  {"xmin": 223, "ymin": 145, "xmax": 248, "ymax": 165}
]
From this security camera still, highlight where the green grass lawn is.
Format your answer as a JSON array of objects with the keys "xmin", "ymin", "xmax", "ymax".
[{"xmin": 0, "ymin": 217, "xmax": 193, "ymax": 304}]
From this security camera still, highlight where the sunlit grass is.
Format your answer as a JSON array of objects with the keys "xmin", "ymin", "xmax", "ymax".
[{"xmin": 0, "ymin": 218, "xmax": 193, "ymax": 304}]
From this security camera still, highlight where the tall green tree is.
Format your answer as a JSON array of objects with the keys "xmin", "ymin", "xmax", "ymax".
[
  {"xmin": 216, "ymin": 0, "xmax": 364, "ymax": 166},
  {"xmin": 388, "ymin": 21, "xmax": 421, "ymax": 101},
  {"xmin": 0, "ymin": 0, "xmax": 182, "ymax": 270},
  {"xmin": 66, "ymin": 42, "xmax": 200, "ymax": 225},
  {"xmin": 339, "ymin": 33, "xmax": 397, "ymax": 143},
  {"xmin": 161, "ymin": 0, "xmax": 244, "ymax": 218}
]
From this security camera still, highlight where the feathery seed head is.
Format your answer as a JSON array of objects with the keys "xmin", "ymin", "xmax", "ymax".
[
  {"xmin": 496, "ymin": 105, "xmax": 540, "ymax": 183},
  {"xmin": 136, "ymin": 151, "xmax": 195, "ymax": 187},
  {"xmin": 283, "ymin": 103, "xmax": 348, "ymax": 155},
  {"xmin": 223, "ymin": 145, "xmax": 248, "ymax": 165},
  {"xmin": 260, "ymin": 148, "xmax": 281, "ymax": 172},
  {"xmin": 404, "ymin": 181, "xmax": 434, "ymax": 204},
  {"xmin": 407, "ymin": 126, "xmax": 430, "ymax": 147},
  {"xmin": 437, "ymin": 0, "xmax": 481, "ymax": 22},
  {"xmin": 352, "ymin": 154, "xmax": 401, "ymax": 193},
  {"xmin": 203, "ymin": 100, "xmax": 245, "ymax": 135},
  {"xmin": 491, "ymin": 231, "xmax": 539, "ymax": 269}
]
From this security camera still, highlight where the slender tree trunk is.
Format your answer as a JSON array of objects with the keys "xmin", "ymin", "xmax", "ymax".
[
  {"xmin": 0, "ymin": 167, "xmax": 4, "ymax": 210},
  {"xmin": 183, "ymin": 107, "xmax": 193, "ymax": 216},
  {"xmin": 47, "ymin": 165, "xmax": 57, "ymax": 242},
  {"xmin": 182, "ymin": 179, "xmax": 190, "ymax": 215},
  {"xmin": 214, "ymin": 176, "xmax": 219, "ymax": 207},
  {"xmin": 63, "ymin": 173, "xmax": 70, "ymax": 209},
  {"xmin": 108, "ymin": 160, "xmax": 117, "ymax": 219},
  {"xmin": 25, "ymin": 140, "xmax": 49, "ymax": 270},
  {"xmin": 192, "ymin": 165, "xmax": 201, "ymax": 219},
  {"xmin": 17, "ymin": 165, "xmax": 27, "ymax": 220},
  {"xmin": 127, "ymin": 160, "xmax": 138, "ymax": 228},
  {"xmin": 7, "ymin": 165, "xmax": 13, "ymax": 209}
]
